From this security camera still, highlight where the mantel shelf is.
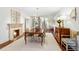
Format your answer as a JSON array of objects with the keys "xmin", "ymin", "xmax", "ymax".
[{"xmin": 7, "ymin": 24, "xmax": 23, "ymax": 28}]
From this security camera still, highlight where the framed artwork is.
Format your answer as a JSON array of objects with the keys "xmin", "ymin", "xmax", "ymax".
[
  {"xmin": 70, "ymin": 8, "xmax": 77, "ymax": 21},
  {"xmin": 11, "ymin": 9, "xmax": 20, "ymax": 24}
]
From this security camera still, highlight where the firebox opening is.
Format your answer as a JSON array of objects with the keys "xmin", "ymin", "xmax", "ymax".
[{"xmin": 13, "ymin": 29, "xmax": 19, "ymax": 38}]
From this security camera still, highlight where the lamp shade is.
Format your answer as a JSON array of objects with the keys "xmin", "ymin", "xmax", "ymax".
[{"xmin": 57, "ymin": 19, "xmax": 62, "ymax": 23}]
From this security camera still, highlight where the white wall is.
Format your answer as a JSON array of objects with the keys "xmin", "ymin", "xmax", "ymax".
[{"xmin": 0, "ymin": 8, "xmax": 11, "ymax": 43}]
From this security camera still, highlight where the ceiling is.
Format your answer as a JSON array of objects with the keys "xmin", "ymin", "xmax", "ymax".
[{"xmin": 16, "ymin": 7, "xmax": 62, "ymax": 16}]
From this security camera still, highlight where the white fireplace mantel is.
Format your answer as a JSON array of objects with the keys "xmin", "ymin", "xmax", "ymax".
[
  {"xmin": 7, "ymin": 23, "xmax": 23, "ymax": 40},
  {"xmin": 7, "ymin": 24, "xmax": 23, "ymax": 28}
]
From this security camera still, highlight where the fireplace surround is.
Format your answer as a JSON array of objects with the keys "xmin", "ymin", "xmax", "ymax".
[{"xmin": 8, "ymin": 24, "xmax": 23, "ymax": 40}]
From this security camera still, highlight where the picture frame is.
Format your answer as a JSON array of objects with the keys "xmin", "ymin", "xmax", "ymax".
[{"xmin": 11, "ymin": 9, "xmax": 20, "ymax": 24}]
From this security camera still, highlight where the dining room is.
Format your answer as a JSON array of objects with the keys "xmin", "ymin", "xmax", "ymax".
[{"xmin": 1, "ymin": 7, "xmax": 79, "ymax": 51}]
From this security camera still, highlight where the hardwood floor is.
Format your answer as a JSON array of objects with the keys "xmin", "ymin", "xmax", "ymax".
[
  {"xmin": 0, "ymin": 40, "xmax": 13, "ymax": 49},
  {"xmin": 0, "ymin": 33, "xmax": 24, "ymax": 49}
]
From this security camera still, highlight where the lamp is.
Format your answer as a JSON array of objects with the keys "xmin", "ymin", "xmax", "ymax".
[{"xmin": 57, "ymin": 19, "xmax": 62, "ymax": 27}]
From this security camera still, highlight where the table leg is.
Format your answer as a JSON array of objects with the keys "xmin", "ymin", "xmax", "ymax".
[
  {"xmin": 24, "ymin": 33, "xmax": 27, "ymax": 44},
  {"xmin": 41, "ymin": 36, "xmax": 44, "ymax": 46}
]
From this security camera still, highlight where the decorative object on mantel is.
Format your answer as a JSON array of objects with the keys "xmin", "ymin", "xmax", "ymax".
[{"xmin": 57, "ymin": 19, "xmax": 62, "ymax": 27}]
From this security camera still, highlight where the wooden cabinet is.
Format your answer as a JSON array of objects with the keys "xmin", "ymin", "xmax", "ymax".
[
  {"xmin": 55, "ymin": 27, "xmax": 70, "ymax": 44},
  {"xmin": 55, "ymin": 27, "xmax": 61, "ymax": 44}
]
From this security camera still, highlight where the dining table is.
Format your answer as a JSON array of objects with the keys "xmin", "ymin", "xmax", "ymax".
[{"xmin": 24, "ymin": 31, "xmax": 45, "ymax": 46}]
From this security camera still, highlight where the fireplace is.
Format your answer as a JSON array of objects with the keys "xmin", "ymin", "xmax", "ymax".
[
  {"xmin": 8, "ymin": 24, "xmax": 23, "ymax": 40},
  {"xmin": 13, "ymin": 29, "xmax": 19, "ymax": 38}
]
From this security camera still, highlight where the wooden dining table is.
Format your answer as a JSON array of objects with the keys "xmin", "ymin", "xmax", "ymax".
[{"xmin": 24, "ymin": 31, "xmax": 45, "ymax": 46}]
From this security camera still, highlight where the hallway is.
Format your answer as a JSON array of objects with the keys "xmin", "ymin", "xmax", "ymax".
[{"xmin": 1, "ymin": 33, "xmax": 61, "ymax": 51}]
